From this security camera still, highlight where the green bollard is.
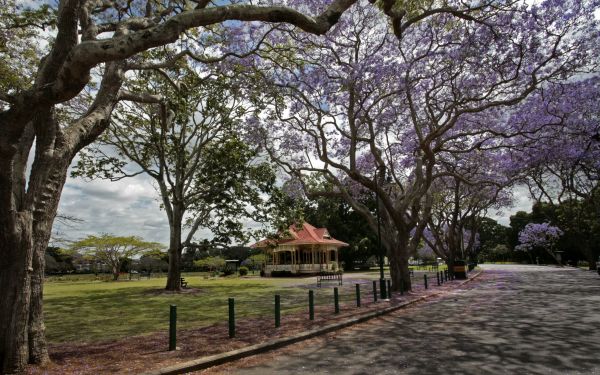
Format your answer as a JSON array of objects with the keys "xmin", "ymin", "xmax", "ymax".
[
  {"xmin": 424, "ymin": 274, "xmax": 428, "ymax": 290},
  {"xmin": 356, "ymin": 284, "xmax": 361, "ymax": 307},
  {"xmin": 372, "ymin": 280, "xmax": 378, "ymax": 302},
  {"xmin": 275, "ymin": 294, "xmax": 281, "ymax": 328},
  {"xmin": 387, "ymin": 279, "xmax": 392, "ymax": 298},
  {"xmin": 334, "ymin": 287, "xmax": 340, "ymax": 314},
  {"xmin": 169, "ymin": 304, "xmax": 176, "ymax": 351},
  {"xmin": 228, "ymin": 298, "xmax": 235, "ymax": 338},
  {"xmin": 309, "ymin": 290, "xmax": 314, "ymax": 320},
  {"xmin": 437, "ymin": 272, "xmax": 441, "ymax": 286},
  {"xmin": 400, "ymin": 279, "xmax": 404, "ymax": 296}
]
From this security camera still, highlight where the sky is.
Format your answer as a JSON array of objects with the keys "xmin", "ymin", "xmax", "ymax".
[{"xmin": 52, "ymin": 162, "xmax": 535, "ymax": 247}]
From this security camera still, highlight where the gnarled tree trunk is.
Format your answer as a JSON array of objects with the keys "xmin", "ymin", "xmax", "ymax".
[{"xmin": 0, "ymin": 212, "xmax": 34, "ymax": 374}]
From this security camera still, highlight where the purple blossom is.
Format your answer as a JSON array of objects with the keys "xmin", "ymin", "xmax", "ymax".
[{"xmin": 516, "ymin": 222, "xmax": 563, "ymax": 251}]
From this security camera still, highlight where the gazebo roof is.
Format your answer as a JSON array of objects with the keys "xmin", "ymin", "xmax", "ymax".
[{"xmin": 252, "ymin": 222, "xmax": 349, "ymax": 248}]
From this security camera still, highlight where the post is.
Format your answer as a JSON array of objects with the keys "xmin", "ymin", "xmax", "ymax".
[
  {"xmin": 372, "ymin": 280, "xmax": 378, "ymax": 302},
  {"xmin": 400, "ymin": 279, "xmax": 404, "ymax": 296},
  {"xmin": 169, "ymin": 304, "xmax": 177, "ymax": 351},
  {"xmin": 424, "ymin": 274, "xmax": 428, "ymax": 290},
  {"xmin": 275, "ymin": 294, "xmax": 281, "ymax": 328},
  {"xmin": 387, "ymin": 279, "xmax": 392, "ymax": 298},
  {"xmin": 228, "ymin": 298, "xmax": 235, "ymax": 338},
  {"xmin": 437, "ymin": 272, "xmax": 441, "ymax": 286},
  {"xmin": 356, "ymin": 284, "xmax": 361, "ymax": 307},
  {"xmin": 374, "ymin": 168, "xmax": 387, "ymax": 301},
  {"xmin": 309, "ymin": 290, "xmax": 314, "ymax": 320},
  {"xmin": 334, "ymin": 287, "xmax": 340, "ymax": 314}
]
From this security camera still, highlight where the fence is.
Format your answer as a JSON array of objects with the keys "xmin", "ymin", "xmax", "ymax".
[{"xmin": 165, "ymin": 268, "xmax": 460, "ymax": 350}]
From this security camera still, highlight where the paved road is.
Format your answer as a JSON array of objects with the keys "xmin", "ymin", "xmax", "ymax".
[{"xmin": 233, "ymin": 265, "xmax": 600, "ymax": 375}]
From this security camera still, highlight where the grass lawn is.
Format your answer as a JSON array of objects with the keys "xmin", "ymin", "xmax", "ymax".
[{"xmin": 43, "ymin": 274, "xmax": 373, "ymax": 344}]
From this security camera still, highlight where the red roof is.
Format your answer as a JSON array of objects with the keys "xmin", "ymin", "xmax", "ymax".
[{"xmin": 252, "ymin": 222, "xmax": 349, "ymax": 248}]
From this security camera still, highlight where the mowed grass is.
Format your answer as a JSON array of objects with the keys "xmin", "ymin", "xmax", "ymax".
[{"xmin": 43, "ymin": 274, "xmax": 362, "ymax": 343}]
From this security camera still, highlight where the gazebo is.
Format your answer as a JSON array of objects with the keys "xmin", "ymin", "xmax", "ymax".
[{"xmin": 252, "ymin": 222, "xmax": 348, "ymax": 276}]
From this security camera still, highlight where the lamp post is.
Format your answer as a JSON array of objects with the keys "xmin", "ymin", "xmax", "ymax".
[{"xmin": 374, "ymin": 168, "xmax": 387, "ymax": 300}]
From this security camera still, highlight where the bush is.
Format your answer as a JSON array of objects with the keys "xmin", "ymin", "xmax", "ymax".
[
  {"xmin": 222, "ymin": 268, "xmax": 235, "ymax": 276},
  {"xmin": 239, "ymin": 266, "xmax": 249, "ymax": 276}
]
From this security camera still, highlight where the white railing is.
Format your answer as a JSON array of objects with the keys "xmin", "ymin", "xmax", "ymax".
[{"xmin": 266, "ymin": 263, "xmax": 338, "ymax": 273}]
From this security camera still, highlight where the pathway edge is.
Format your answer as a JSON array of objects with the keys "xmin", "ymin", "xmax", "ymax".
[{"xmin": 142, "ymin": 270, "xmax": 483, "ymax": 375}]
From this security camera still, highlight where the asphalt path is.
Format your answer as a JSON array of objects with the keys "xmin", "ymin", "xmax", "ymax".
[{"xmin": 232, "ymin": 264, "xmax": 600, "ymax": 375}]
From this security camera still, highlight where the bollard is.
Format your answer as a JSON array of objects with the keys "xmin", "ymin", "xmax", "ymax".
[
  {"xmin": 228, "ymin": 298, "xmax": 235, "ymax": 338},
  {"xmin": 437, "ymin": 272, "xmax": 441, "ymax": 286},
  {"xmin": 355, "ymin": 284, "xmax": 361, "ymax": 307},
  {"xmin": 169, "ymin": 304, "xmax": 177, "ymax": 351},
  {"xmin": 309, "ymin": 290, "xmax": 314, "ymax": 320},
  {"xmin": 334, "ymin": 287, "xmax": 340, "ymax": 314},
  {"xmin": 275, "ymin": 294, "xmax": 281, "ymax": 328},
  {"xmin": 424, "ymin": 274, "xmax": 428, "ymax": 289},
  {"xmin": 444, "ymin": 269, "xmax": 448, "ymax": 282},
  {"xmin": 400, "ymin": 279, "xmax": 404, "ymax": 296},
  {"xmin": 372, "ymin": 280, "xmax": 378, "ymax": 302},
  {"xmin": 387, "ymin": 279, "xmax": 392, "ymax": 298}
]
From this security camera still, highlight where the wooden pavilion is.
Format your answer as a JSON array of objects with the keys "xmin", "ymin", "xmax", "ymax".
[{"xmin": 252, "ymin": 222, "xmax": 348, "ymax": 276}]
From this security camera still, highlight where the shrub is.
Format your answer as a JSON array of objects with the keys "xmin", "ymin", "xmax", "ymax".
[
  {"xmin": 239, "ymin": 266, "xmax": 249, "ymax": 276},
  {"xmin": 222, "ymin": 268, "xmax": 235, "ymax": 276}
]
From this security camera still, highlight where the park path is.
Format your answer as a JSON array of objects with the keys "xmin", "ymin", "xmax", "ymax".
[{"xmin": 227, "ymin": 265, "xmax": 600, "ymax": 375}]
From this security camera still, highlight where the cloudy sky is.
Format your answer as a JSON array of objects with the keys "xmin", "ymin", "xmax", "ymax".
[
  {"xmin": 52, "ymin": 161, "xmax": 534, "ymax": 247},
  {"xmin": 53, "ymin": 173, "xmax": 171, "ymax": 245}
]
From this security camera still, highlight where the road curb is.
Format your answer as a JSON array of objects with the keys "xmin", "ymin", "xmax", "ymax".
[{"xmin": 142, "ymin": 270, "xmax": 483, "ymax": 375}]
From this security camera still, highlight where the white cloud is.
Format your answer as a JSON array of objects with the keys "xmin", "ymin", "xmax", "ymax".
[
  {"xmin": 487, "ymin": 185, "xmax": 533, "ymax": 226},
  {"xmin": 54, "ymin": 172, "xmax": 171, "ymax": 244}
]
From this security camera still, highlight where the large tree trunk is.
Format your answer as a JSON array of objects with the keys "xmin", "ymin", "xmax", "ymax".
[
  {"xmin": 28, "ymin": 243, "xmax": 49, "ymax": 366},
  {"xmin": 1, "ymin": 111, "xmax": 76, "ymax": 372},
  {"xmin": 28, "ymin": 166, "xmax": 68, "ymax": 367},
  {"xmin": 0, "ymin": 213, "xmax": 34, "ymax": 374},
  {"xmin": 387, "ymin": 231, "xmax": 412, "ymax": 292},
  {"xmin": 165, "ymin": 206, "xmax": 184, "ymax": 291}
]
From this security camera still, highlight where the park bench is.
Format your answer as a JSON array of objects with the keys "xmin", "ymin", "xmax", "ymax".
[
  {"xmin": 180, "ymin": 277, "xmax": 188, "ymax": 288},
  {"xmin": 317, "ymin": 271, "xmax": 342, "ymax": 287}
]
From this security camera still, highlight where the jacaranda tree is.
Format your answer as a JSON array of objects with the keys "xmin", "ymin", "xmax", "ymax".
[{"xmin": 251, "ymin": 0, "xmax": 599, "ymax": 291}]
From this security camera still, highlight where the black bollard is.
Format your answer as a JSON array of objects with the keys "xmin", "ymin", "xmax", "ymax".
[{"xmin": 373, "ymin": 280, "xmax": 378, "ymax": 302}]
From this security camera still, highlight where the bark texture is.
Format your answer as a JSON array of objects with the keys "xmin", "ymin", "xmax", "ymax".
[{"xmin": 0, "ymin": 2, "xmax": 355, "ymax": 369}]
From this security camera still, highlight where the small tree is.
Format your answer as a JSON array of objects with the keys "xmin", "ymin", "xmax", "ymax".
[
  {"xmin": 71, "ymin": 235, "xmax": 163, "ymax": 280},
  {"xmin": 516, "ymin": 223, "xmax": 564, "ymax": 265},
  {"xmin": 245, "ymin": 254, "xmax": 268, "ymax": 272}
]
